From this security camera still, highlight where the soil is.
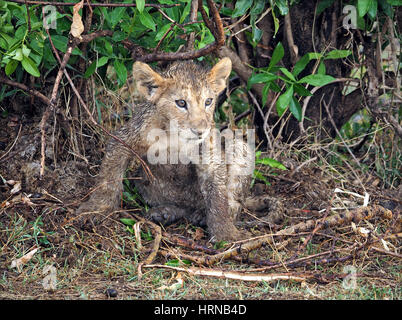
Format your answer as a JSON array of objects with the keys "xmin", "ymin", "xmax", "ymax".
[{"xmin": 0, "ymin": 104, "xmax": 400, "ymax": 300}]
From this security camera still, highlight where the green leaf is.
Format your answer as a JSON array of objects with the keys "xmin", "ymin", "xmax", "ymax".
[
  {"xmin": 155, "ymin": 22, "xmax": 173, "ymax": 41},
  {"xmin": 299, "ymin": 74, "xmax": 335, "ymax": 86},
  {"xmin": 268, "ymin": 42, "xmax": 284, "ymax": 71},
  {"xmin": 276, "ymin": 84, "xmax": 294, "ymax": 116},
  {"xmin": 253, "ymin": 170, "xmax": 270, "ymax": 185},
  {"xmin": 367, "ymin": 0, "xmax": 378, "ymax": 19},
  {"xmin": 280, "ymin": 67, "xmax": 296, "ymax": 82},
  {"xmin": 232, "ymin": 0, "xmax": 253, "ymax": 17},
  {"xmin": 21, "ymin": 56, "xmax": 40, "ymax": 77},
  {"xmin": 180, "ymin": 0, "xmax": 192, "ymax": 23},
  {"xmin": 316, "ymin": 0, "xmax": 336, "ymax": 14},
  {"xmin": 294, "ymin": 83, "xmax": 312, "ymax": 96},
  {"xmin": 324, "ymin": 49, "xmax": 352, "ymax": 60},
  {"xmin": 120, "ymin": 218, "xmax": 136, "ymax": 226},
  {"xmin": 256, "ymin": 158, "xmax": 287, "ymax": 170},
  {"xmin": 114, "ymin": 59, "xmax": 127, "ymax": 85},
  {"xmin": 97, "ymin": 56, "xmax": 109, "ymax": 68},
  {"xmin": 5, "ymin": 59, "xmax": 18, "ymax": 76},
  {"xmin": 84, "ymin": 61, "xmax": 97, "ymax": 78},
  {"xmin": 275, "ymin": 0, "xmax": 289, "ymax": 15},
  {"xmin": 271, "ymin": 9, "xmax": 279, "ymax": 36},
  {"xmin": 317, "ymin": 61, "xmax": 326, "ymax": 75},
  {"xmin": 289, "ymin": 96, "xmax": 302, "ymax": 121},
  {"xmin": 386, "ymin": 0, "xmax": 402, "ymax": 5},
  {"xmin": 13, "ymin": 48, "xmax": 23, "ymax": 61},
  {"xmin": 250, "ymin": 0, "xmax": 266, "ymax": 15},
  {"xmin": 139, "ymin": 9, "xmax": 156, "ymax": 31},
  {"xmin": 110, "ymin": 7, "xmax": 126, "ymax": 27},
  {"xmin": 252, "ymin": 26, "xmax": 263, "ymax": 43},
  {"xmin": 262, "ymin": 82, "xmax": 271, "ymax": 107},
  {"xmin": 50, "ymin": 35, "xmax": 82, "ymax": 56},
  {"xmin": 358, "ymin": 0, "xmax": 372, "ymax": 17},
  {"xmin": 292, "ymin": 54, "xmax": 311, "ymax": 78},
  {"xmin": 136, "ymin": 0, "xmax": 145, "ymax": 13},
  {"xmin": 248, "ymin": 72, "xmax": 277, "ymax": 89}
]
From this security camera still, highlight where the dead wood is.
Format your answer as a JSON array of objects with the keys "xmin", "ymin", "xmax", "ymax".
[{"xmin": 195, "ymin": 204, "xmax": 393, "ymax": 266}]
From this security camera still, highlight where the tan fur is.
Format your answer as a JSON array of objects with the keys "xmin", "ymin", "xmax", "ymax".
[{"xmin": 76, "ymin": 58, "xmax": 255, "ymax": 241}]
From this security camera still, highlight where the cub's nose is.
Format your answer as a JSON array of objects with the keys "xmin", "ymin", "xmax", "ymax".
[
  {"xmin": 190, "ymin": 128, "xmax": 204, "ymax": 137},
  {"xmin": 190, "ymin": 119, "xmax": 208, "ymax": 137}
]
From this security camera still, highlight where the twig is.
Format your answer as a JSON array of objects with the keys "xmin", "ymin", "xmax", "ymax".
[
  {"xmin": 143, "ymin": 264, "xmax": 310, "ymax": 283},
  {"xmin": 185, "ymin": 0, "xmax": 199, "ymax": 50},
  {"xmin": 199, "ymin": 204, "xmax": 392, "ymax": 266},
  {"xmin": 143, "ymin": 223, "xmax": 162, "ymax": 265},
  {"xmin": 6, "ymin": 0, "xmax": 179, "ymax": 8},
  {"xmin": 284, "ymin": 12, "xmax": 299, "ymax": 64},
  {"xmin": 40, "ymin": 17, "xmax": 75, "ymax": 178},
  {"xmin": 0, "ymin": 124, "xmax": 22, "ymax": 162},
  {"xmin": 24, "ymin": 0, "xmax": 31, "ymax": 32},
  {"xmin": 0, "ymin": 74, "xmax": 50, "ymax": 105},
  {"xmin": 136, "ymin": 0, "xmax": 224, "ymax": 62},
  {"xmin": 299, "ymin": 78, "xmax": 351, "ymax": 133}
]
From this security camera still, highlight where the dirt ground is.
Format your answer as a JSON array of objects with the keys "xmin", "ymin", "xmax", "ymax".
[{"xmin": 0, "ymin": 107, "xmax": 401, "ymax": 300}]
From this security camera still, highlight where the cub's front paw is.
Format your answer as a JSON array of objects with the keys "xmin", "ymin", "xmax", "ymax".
[{"xmin": 145, "ymin": 206, "xmax": 187, "ymax": 225}]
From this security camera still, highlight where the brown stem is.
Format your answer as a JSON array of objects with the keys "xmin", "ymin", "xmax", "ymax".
[
  {"xmin": 6, "ymin": 0, "xmax": 179, "ymax": 8},
  {"xmin": 0, "ymin": 74, "xmax": 50, "ymax": 105}
]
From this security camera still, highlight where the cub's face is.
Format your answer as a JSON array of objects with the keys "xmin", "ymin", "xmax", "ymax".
[{"xmin": 133, "ymin": 58, "xmax": 232, "ymax": 143}]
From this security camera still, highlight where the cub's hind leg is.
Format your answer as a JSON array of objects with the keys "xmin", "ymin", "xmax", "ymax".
[
  {"xmin": 146, "ymin": 205, "xmax": 206, "ymax": 227},
  {"xmin": 243, "ymin": 195, "xmax": 285, "ymax": 225}
]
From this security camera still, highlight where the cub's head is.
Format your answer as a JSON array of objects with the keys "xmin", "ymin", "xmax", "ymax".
[{"xmin": 133, "ymin": 58, "xmax": 232, "ymax": 142}]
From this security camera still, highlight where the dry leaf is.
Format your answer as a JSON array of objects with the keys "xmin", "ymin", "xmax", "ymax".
[
  {"xmin": 42, "ymin": 265, "xmax": 57, "ymax": 291},
  {"xmin": 10, "ymin": 181, "xmax": 21, "ymax": 194},
  {"xmin": 381, "ymin": 239, "xmax": 390, "ymax": 252},
  {"xmin": 71, "ymin": 0, "xmax": 84, "ymax": 39},
  {"xmin": 157, "ymin": 272, "xmax": 184, "ymax": 291},
  {"xmin": 10, "ymin": 248, "xmax": 39, "ymax": 271}
]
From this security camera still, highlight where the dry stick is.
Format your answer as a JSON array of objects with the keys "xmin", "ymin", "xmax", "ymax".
[
  {"xmin": 44, "ymin": 27, "xmax": 153, "ymax": 179},
  {"xmin": 0, "ymin": 75, "xmax": 50, "ymax": 105},
  {"xmin": 199, "ymin": 205, "xmax": 392, "ymax": 266},
  {"xmin": 137, "ymin": 0, "xmax": 224, "ymax": 63},
  {"xmin": 249, "ymin": 245, "xmax": 359, "ymax": 272},
  {"xmin": 299, "ymin": 78, "xmax": 351, "ymax": 134},
  {"xmin": 39, "ymin": 36, "xmax": 74, "ymax": 178},
  {"xmin": 143, "ymin": 264, "xmax": 310, "ymax": 283},
  {"xmin": 142, "ymin": 223, "xmax": 162, "ymax": 265},
  {"xmin": 295, "ymin": 194, "xmax": 335, "ymax": 257},
  {"xmin": 185, "ymin": 0, "xmax": 199, "ymax": 51},
  {"xmin": 7, "ymin": 0, "xmax": 179, "ymax": 8},
  {"xmin": 284, "ymin": 12, "xmax": 298, "ymax": 65},
  {"xmin": 0, "ymin": 124, "xmax": 22, "ymax": 162}
]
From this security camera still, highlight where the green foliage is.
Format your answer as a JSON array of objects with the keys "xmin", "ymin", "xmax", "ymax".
[
  {"xmin": 0, "ymin": 0, "xmax": 216, "ymax": 92},
  {"xmin": 252, "ymin": 150, "xmax": 287, "ymax": 186},
  {"xmin": 247, "ymin": 45, "xmax": 351, "ymax": 121}
]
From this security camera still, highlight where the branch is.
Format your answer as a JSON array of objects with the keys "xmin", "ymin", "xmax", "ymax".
[
  {"xmin": 199, "ymin": 204, "xmax": 392, "ymax": 266},
  {"xmin": 135, "ymin": 0, "xmax": 224, "ymax": 63},
  {"xmin": 6, "ymin": 0, "xmax": 179, "ymax": 8},
  {"xmin": 0, "ymin": 74, "xmax": 50, "ymax": 105}
]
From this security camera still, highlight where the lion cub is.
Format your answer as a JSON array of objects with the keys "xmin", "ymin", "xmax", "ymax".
[{"xmin": 76, "ymin": 58, "xmax": 255, "ymax": 241}]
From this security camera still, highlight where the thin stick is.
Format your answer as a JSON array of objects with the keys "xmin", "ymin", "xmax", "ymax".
[
  {"xmin": 7, "ymin": 0, "xmax": 179, "ymax": 8},
  {"xmin": 0, "ymin": 124, "xmax": 22, "ymax": 162},
  {"xmin": 200, "ymin": 205, "xmax": 392, "ymax": 266},
  {"xmin": 143, "ymin": 264, "xmax": 310, "ymax": 283}
]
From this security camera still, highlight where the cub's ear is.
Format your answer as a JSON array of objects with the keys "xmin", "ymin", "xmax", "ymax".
[
  {"xmin": 133, "ymin": 61, "xmax": 166, "ymax": 100},
  {"xmin": 208, "ymin": 57, "xmax": 232, "ymax": 94}
]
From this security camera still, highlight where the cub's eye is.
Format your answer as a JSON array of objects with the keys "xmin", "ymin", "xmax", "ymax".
[
  {"xmin": 205, "ymin": 98, "xmax": 213, "ymax": 107},
  {"xmin": 175, "ymin": 99, "xmax": 187, "ymax": 109}
]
